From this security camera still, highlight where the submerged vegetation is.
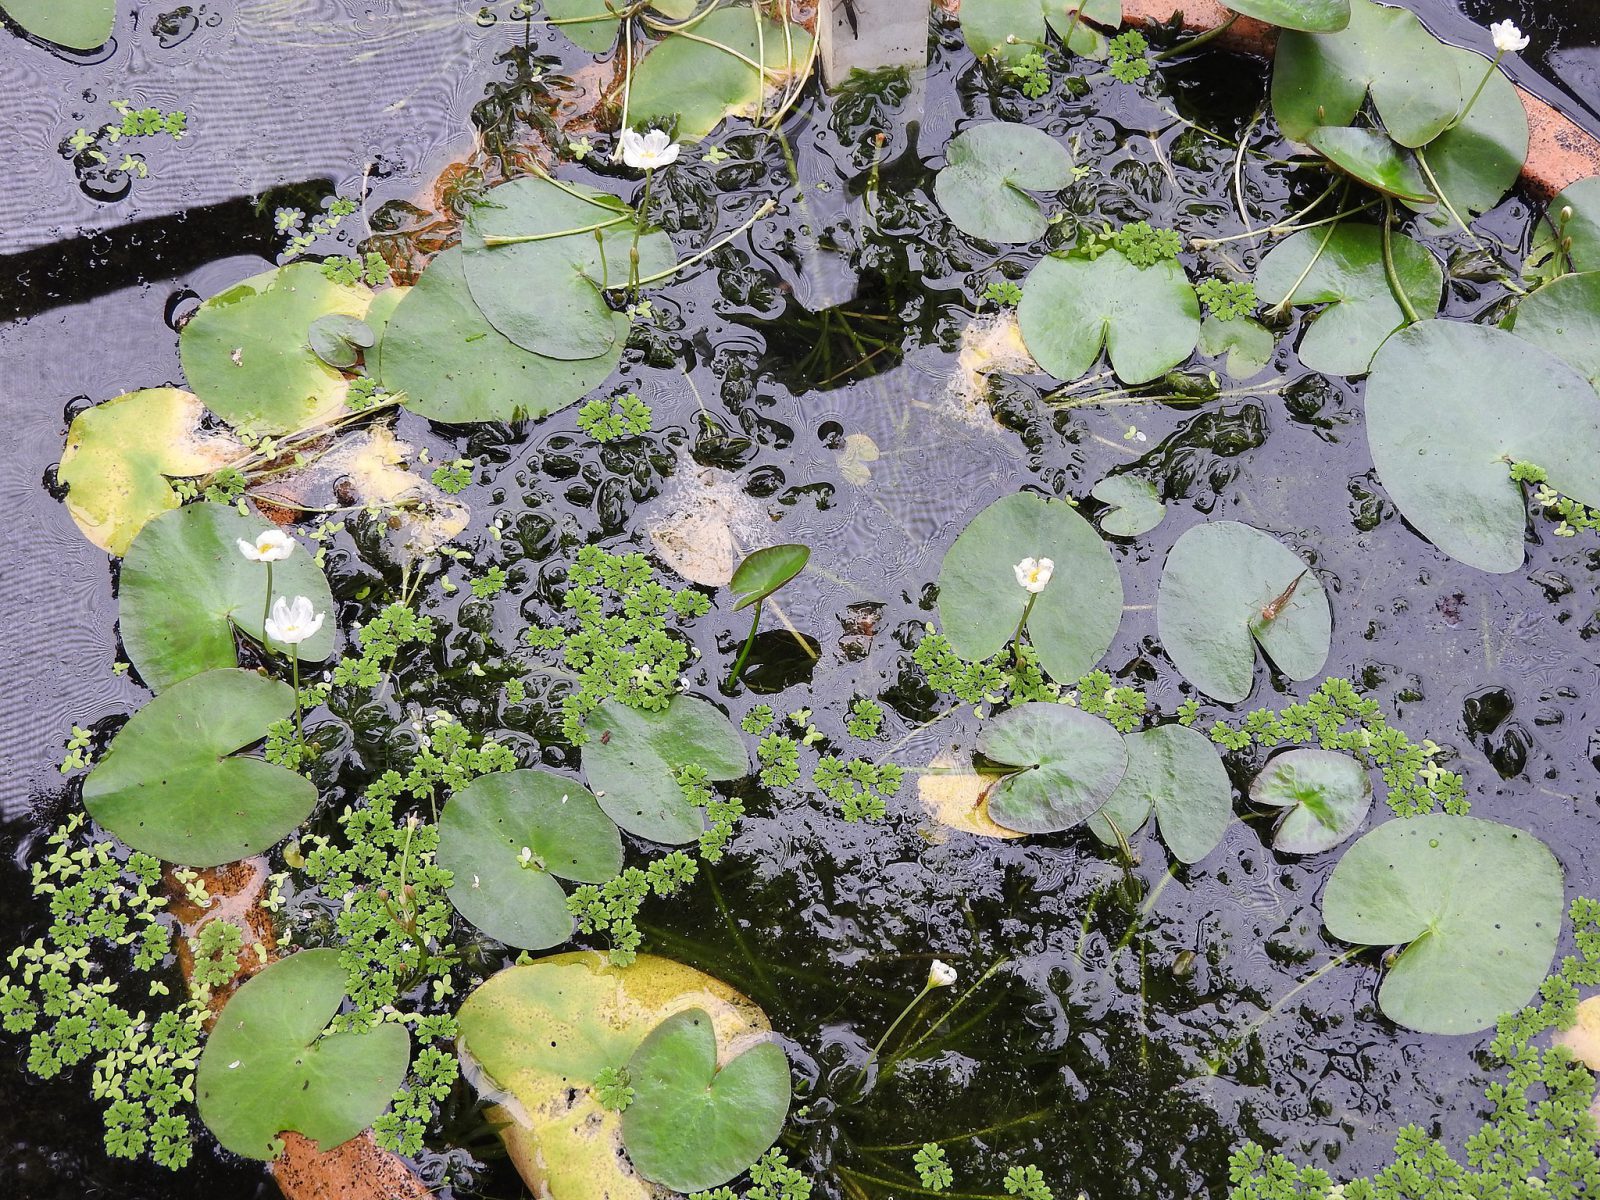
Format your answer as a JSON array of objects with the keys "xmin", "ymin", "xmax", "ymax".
[{"xmin": 10, "ymin": 0, "xmax": 1600, "ymax": 1197}]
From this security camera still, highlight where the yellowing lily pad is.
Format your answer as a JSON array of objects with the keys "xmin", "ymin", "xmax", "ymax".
[
  {"xmin": 180, "ymin": 262, "xmax": 372, "ymax": 434},
  {"xmin": 918, "ymin": 746, "xmax": 1025, "ymax": 841},
  {"xmin": 457, "ymin": 952, "xmax": 774, "ymax": 1200},
  {"xmin": 57, "ymin": 388, "xmax": 244, "ymax": 556}
]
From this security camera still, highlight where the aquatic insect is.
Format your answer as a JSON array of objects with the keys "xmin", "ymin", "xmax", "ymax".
[{"xmin": 1259, "ymin": 569, "xmax": 1309, "ymax": 623}]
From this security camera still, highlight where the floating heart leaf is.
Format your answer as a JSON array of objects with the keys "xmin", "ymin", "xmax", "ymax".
[
  {"xmin": 197, "ymin": 949, "xmax": 410, "ymax": 1159},
  {"xmin": 976, "ymin": 703, "xmax": 1128, "ymax": 834},
  {"xmin": 1087, "ymin": 724, "xmax": 1233, "ymax": 863},
  {"xmin": 1365, "ymin": 320, "xmax": 1600, "ymax": 572},
  {"xmin": 959, "ymin": 0, "xmax": 1121, "ymax": 63},
  {"xmin": 439, "ymin": 770, "xmax": 624, "ymax": 951},
  {"xmin": 730, "ymin": 544, "xmax": 809, "ymax": 610},
  {"xmin": 1156, "ymin": 521, "xmax": 1330, "ymax": 703},
  {"xmin": 621, "ymin": 1008, "xmax": 790, "ymax": 1192},
  {"xmin": 1255, "ymin": 223, "xmax": 1442, "ymax": 375},
  {"xmin": 628, "ymin": 8, "xmax": 815, "ymax": 143},
  {"xmin": 1250, "ymin": 748, "xmax": 1371, "ymax": 854},
  {"xmin": 1221, "ymin": 0, "xmax": 1348, "ymax": 32},
  {"xmin": 936, "ymin": 492, "xmax": 1123, "ymax": 683},
  {"xmin": 307, "ymin": 313, "xmax": 375, "ymax": 370},
  {"xmin": 935, "ymin": 122, "xmax": 1076, "ymax": 245},
  {"xmin": 1406, "ymin": 45, "xmax": 1527, "ymax": 234},
  {"xmin": 1271, "ymin": 0, "xmax": 1465, "ymax": 147},
  {"xmin": 1322, "ymin": 814, "xmax": 1562, "ymax": 1034},
  {"xmin": 119, "ymin": 503, "xmax": 336, "ymax": 692},
  {"xmin": 82, "ymin": 668, "xmax": 317, "ymax": 866},
  {"xmin": 1091, "ymin": 475, "xmax": 1165, "ymax": 537},
  {"xmin": 57, "ymin": 388, "xmax": 244, "ymax": 556},
  {"xmin": 1504, "ymin": 272, "xmax": 1600, "ymax": 391},
  {"xmin": 0, "ymin": 0, "xmax": 114, "ymax": 48},
  {"xmin": 457, "ymin": 952, "xmax": 772, "ymax": 1200},
  {"xmin": 461, "ymin": 177, "xmax": 673, "ymax": 361},
  {"xmin": 1306, "ymin": 127, "xmax": 1435, "ymax": 204},
  {"xmin": 378, "ymin": 247, "xmax": 623, "ymax": 423},
  {"xmin": 180, "ymin": 262, "xmax": 371, "ymax": 434},
  {"xmin": 1199, "ymin": 314, "xmax": 1276, "ymax": 379},
  {"xmin": 1019, "ymin": 250, "xmax": 1200, "ymax": 385},
  {"xmin": 582, "ymin": 696, "xmax": 749, "ymax": 844}
]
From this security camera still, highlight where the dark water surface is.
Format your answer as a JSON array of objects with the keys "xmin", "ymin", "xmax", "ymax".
[{"xmin": 3, "ymin": 3, "xmax": 1600, "ymax": 1198}]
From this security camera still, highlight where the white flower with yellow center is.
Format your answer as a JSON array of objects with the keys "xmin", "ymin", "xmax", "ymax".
[
  {"xmin": 1490, "ymin": 20, "xmax": 1528, "ymax": 53},
  {"xmin": 1012, "ymin": 557, "xmax": 1055, "ymax": 594},
  {"xmin": 620, "ymin": 127, "xmax": 681, "ymax": 171},
  {"xmin": 264, "ymin": 595, "xmax": 324, "ymax": 645},
  {"xmin": 237, "ymin": 528, "xmax": 294, "ymax": 562}
]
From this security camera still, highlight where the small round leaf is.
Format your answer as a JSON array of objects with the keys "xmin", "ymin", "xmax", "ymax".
[
  {"xmin": 439, "ymin": 770, "xmax": 624, "ymax": 951},
  {"xmin": 1090, "ymin": 724, "xmax": 1233, "ymax": 864},
  {"xmin": 582, "ymin": 697, "xmax": 749, "ymax": 844},
  {"xmin": 937, "ymin": 492, "xmax": 1123, "ymax": 684},
  {"xmin": 1322, "ymin": 814, "xmax": 1563, "ymax": 1034},
  {"xmin": 82, "ymin": 668, "xmax": 317, "ymax": 867},
  {"xmin": 935, "ymin": 122, "xmax": 1075, "ymax": 245},
  {"xmin": 1306, "ymin": 127, "xmax": 1435, "ymax": 205},
  {"xmin": 1249, "ymin": 748, "xmax": 1371, "ymax": 854},
  {"xmin": 976, "ymin": 703, "xmax": 1128, "ymax": 834},
  {"xmin": 1156, "ymin": 522, "xmax": 1330, "ymax": 704},
  {"xmin": 621, "ymin": 1009, "xmax": 790, "ymax": 1193},
  {"xmin": 180, "ymin": 262, "xmax": 371, "ymax": 433},
  {"xmin": 1020, "ymin": 251, "xmax": 1200, "ymax": 385},
  {"xmin": 120, "ymin": 503, "xmax": 335, "ymax": 692},
  {"xmin": 1090, "ymin": 475, "xmax": 1165, "ymax": 537},
  {"xmin": 1365, "ymin": 321, "xmax": 1600, "ymax": 573},
  {"xmin": 197, "ymin": 949, "xmax": 410, "ymax": 1159}
]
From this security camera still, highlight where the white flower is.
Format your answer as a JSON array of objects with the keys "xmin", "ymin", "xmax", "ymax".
[
  {"xmin": 928, "ymin": 960, "xmax": 958, "ymax": 988},
  {"xmin": 264, "ymin": 595, "xmax": 325, "ymax": 645},
  {"xmin": 1490, "ymin": 20, "xmax": 1528, "ymax": 54},
  {"xmin": 1012, "ymin": 557, "xmax": 1055, "ymax": 594},
  {"xmin": 237, "ymin": 528, "xmax": 295, "ymax": 562},
  {"xmin": 620, "ymin": 127, "xmax": 681, "ymax": 171}
]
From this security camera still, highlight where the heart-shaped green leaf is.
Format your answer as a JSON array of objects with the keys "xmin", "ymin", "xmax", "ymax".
[
  {"xmin": 378, "ymin": 247, "xmax": 624, "ymax": 424},
  {"xmin": 936, "ymin": 492, "xmax": 1123, "ymax": 684},
  {"xmin": 1090, "ymin": 475, "xmax": 1165, "ymax": 537},
  {"xmin": 180, "ymin": 262, "xmax": 372, "ymax": 434},
  {"xmin": 1406, "ymin": 45, "xmax": 1527, "ymax": 234},
  {"xmin": 1255, "ymin": 223, "xmax": 1442, "ymax": 375},
  {"xmin": 935, "ymin": 122, "xmax": 1076, "ymax": 245},
  {"xmin": 83, "ymin": 668, "xmax": 317, "ymax": 866},
  {"xmin": 457, "ymin": 952, "xmax": 774, "ymax": 1200},
  {"xmin": 197, "ymin": 949, "xmax": 410, "ymax": 1159},
  {"xmin": 307, "ymin": 313, "xmax": 375, "ymax": 370},
  {"xmin": 119, "ymin": 503, "xmax": 335, "ymax": 692},
  {"xmin": 1250, "ymin": 748, "xmax": 1371, "ymax": 854},
  {"xmin": 730, "ymin": 544, "xmax": 809, "ymax": 611},
  {"xmin": 1271, "ymin": 0, "xmax": 1465, "ymax": 147},
  {"xmin": 959, "ymin": 0, "xmax": 1121, "ymax": 63},
  {"xmin": 1199, "ymin": 314, "xmax": 1276, "ymax": 379},
  {"xmin": 461, "ymin": 177, "xmax": 673, "ymax": 361},
  {"xmin": 976, "ymin": 702, "xmax": 1128, "ymax": 834},
  {"xmin": 1504, "ymin": 271, "xmax": 1600, "ymax": 391},
  {"xmin": 1087, "ymin": 724, "xmax": 1233, "ymax": 863},
  {"xmin": 1156, "ymin": 521, "xmax": 1330, "ymax": 704},
  {"xmin": 1019, "ymin": 250, "xmax": 1201, "ymax": 385},
  {"xmin": 438, "ymin": 769, "xmax": 623, "ymax": 951},
  {"xmin": 1322, "ymin": 814, "xmax": 1562, "ymax": 1033},
  {"xmin": 628, "ymin": 8, "xmax": 814, "ymax": 143},
  {"xmin": 1306, "ymin": 128, "xmax": 1435, "ymax": 204},
  {"xmin": 57, "ymin": 388, "xmax": 244, "ymax": 556},
  {"xmin": 621, "ymin": 1009, "xmax": 790, "ymax": 1193},
  {"xmin": 0, "ymin": 0, "xmax": 114, "ymax": 48},
  {"xmin": 1365, "ymin": 320, "xmax": 1600, "ymax": 572},
  {"xmin": 1222, "ymin": 0, "xmax": 1348, "ymax": 32},
  {"xmin": 582, "ymin": 696, "xmax": 749, "ymax": 844}
]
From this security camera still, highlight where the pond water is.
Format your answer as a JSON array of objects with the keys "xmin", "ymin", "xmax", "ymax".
[{"xmin": 4, "ymin": 2, "xmax": 1600, "ymax": 1198}]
